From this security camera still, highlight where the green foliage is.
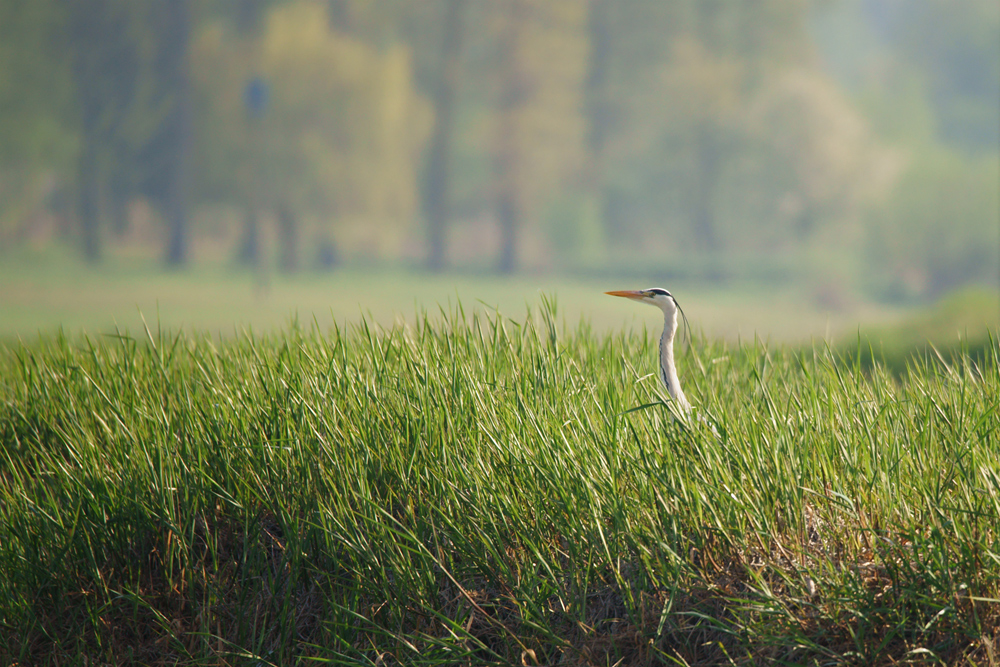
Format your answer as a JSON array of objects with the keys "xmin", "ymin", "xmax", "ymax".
[
  {"xmin": 587, "ymin": 1, "xmax": 882, "ymax": 260},
  {"xmin": 67, "ymin": 0, "xmax": 189, "ymax": 206},
  {"xmin": 0, "ymin": 0, "xmax": 74, "ymax": 166},
  {"xmin": 815, "ymin": 0, "xmax": 998, "ymax": 302},
  {"xmin": 0, "ymin": 0, "xmax": 76, "ymax": 244},
  {"xmin": 814, "ymin": 0, "xmax": 999, "ymax": 155},
  {"xmin": 866, "ymin": 151, "xmax": 1000, "ymax": 299},
  {"xmin": 1, "ymin": 303, "xmax": 997, "ymax": 663},
  {"xmin": 845, "ymin": 286, "xmax": 1000, "ymax": 375},
  {"xmin": 0, "ymin": 0, "xmax": 995, "ymax": 295},
  {"xmin": 192, "ymin": 1, "xmax": 432, "ymax": 259},
  {"xmin": 884, "ymin": 0, "xmax": 1000, "ymax": 153}
]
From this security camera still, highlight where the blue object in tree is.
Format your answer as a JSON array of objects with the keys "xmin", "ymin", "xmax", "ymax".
[{"xmin": 245, "ymin": 76, "xmax": 269, "ymax": 118}]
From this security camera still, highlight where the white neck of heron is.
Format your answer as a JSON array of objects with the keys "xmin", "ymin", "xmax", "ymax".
[{"xmin": 659, "ymin": 310, "xmax": 690, "ymax": 413}]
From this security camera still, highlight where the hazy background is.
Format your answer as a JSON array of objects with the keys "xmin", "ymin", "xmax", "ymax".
[{"xmin": 1, "ymin": 0, "xmax": 997, "ymax": 343}]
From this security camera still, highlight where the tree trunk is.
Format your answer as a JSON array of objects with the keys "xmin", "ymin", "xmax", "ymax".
[
  {"xmin": 238, "ymin": 207, "xmax": 260, "ymax": 266},
  {"xmin": 585, "ymin": 0, "xmax": 611, "ymax": 165},
  {"xmin": 276, "ymin": 201, "xmax": 298, "ymax": 273},
  {"xmin": 327, "ymin": 0, "xmax": 351, "ymax": 32},
  {"xmin": 164, "ymin": 0, "xmax": 192, "ymax": 266},
  {"xmin": 583, "ymin": 0, "xmax": 612, "ymax": 249},
  {"xmin": 236, "ymin": 0, "xmax": 266, "ymax": 34},
  {"xmin": 691, "ymin": 127, "xmax": 720, "ymax": 251},
  {"xmin": 71, "ymin": 0, "xmax": 109, "ymax": 263},
  {"xmin": 108, "ymin": 176, "xmax": 130, "ymax": 237},
  {"xmin": 423, "ymin": 0, "xmax": 467, "ymax": 272},
  {"xmin": 316, "ymin": 234, "xmax": 339, "ymax": 270},
  {"xmin": 78, "ymin": 136, "xmax": 101, "ymax": 262},
  {"xmin": 495, "ymin": 0, "xmax": 528, "ymax": 275}
]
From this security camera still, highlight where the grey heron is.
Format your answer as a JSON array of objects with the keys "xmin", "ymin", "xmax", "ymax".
[{"xmin": 606, "ymin": 288, "xmax": 692, "ymax": 414}]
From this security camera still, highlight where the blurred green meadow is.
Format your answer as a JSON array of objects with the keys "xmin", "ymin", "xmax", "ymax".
[{"xmin": 3, "ymin": 246, "xmax": 988, "ymax": 342}]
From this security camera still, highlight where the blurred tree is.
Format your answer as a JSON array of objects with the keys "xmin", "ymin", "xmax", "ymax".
[
  {"xmin": 236, "ymin": 0, "xmax": 269, "ymax": 33},
  {"xmin": 192, "ymin": 1, "xmax": 431, "ymax": 268},
  {"xmin": 489, "ymin": 0, "xmax": 588, "ymax": 273},
  {"xmin": 0, "ymin": 1, "xmax": 71, "ymax": 162},
  {"xmin": 743, "ymin": 69, "xmax": 884, "ymax": 244},
  {"xmin": 493, "ymin": 0, "xmax": 528, "ymax": 275},
  {"xmin": 668, "ymin": 1, "xmax": 815, "ymax": 251},
  {"xmin": 868, "ymin": 0, "xmax": 999, "ymax": 153},
  {"xmin": 452, "ymin": 0, "xmax": 829, "ymax": 270},
  {"xmin": 147, "ymin": 0, "xmax": 194, "ymax": 266},
  {"xmin": 661, "ymin": 35, "xmax": 742, "ymax": 251},
  {"xmin": 813, "ymin": 0, "xmax": 998, "ymax": 299},
  {"xmin": 583, "ymin": 0, "xmax": 874, "ymax": 261},
  {"xmin": 0, "ymin": 0, "xmax": 75, "ymax": 247},
  {"xmin": 583, "ymin": 0, "xmax": 610, "ymax": 178},
  {"xmin": 276, "ymin": 201, "xmax": 298, "ymax": 272},
  {"xmin": 66, "ymin": 0, "xmax": 143, "ymax": 261},
  {"xmin": 422, "ymin": 0, "xmax": 467, "ymax": 272},
  {"xmin": 51, "ymin": 0, "xmax": 197, "ymax": 263},
  {"xmin": 866, "ymin": 150, "xmax": 999, "ymax": 299},
  {"xmin": 574, "ymin": 0, "xmax": 684, "ymax": 260},
  {"xmin": 234, "ymin": 0, "xmax": 268, "ymax": 270},
  {"xmin": 576, "ymin": 0, "xmax": 613, "ymax": 266}
]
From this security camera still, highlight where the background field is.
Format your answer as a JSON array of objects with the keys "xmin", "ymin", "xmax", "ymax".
[{"xmin": 7, "ymin": 246, "xmax": 998, "ymax": 345}]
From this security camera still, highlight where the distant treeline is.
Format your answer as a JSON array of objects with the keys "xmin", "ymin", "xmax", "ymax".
[{"xmin": 0, "ymin": 0, "xmax": 996, "ymax": 297}]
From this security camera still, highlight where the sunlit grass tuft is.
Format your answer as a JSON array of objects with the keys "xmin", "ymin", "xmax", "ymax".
[{"xmin": 1, "ymin": 301, "xmax": 998, "ymax": 664}]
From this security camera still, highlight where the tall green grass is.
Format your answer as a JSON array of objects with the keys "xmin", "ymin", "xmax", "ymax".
[{"xmin": 1, "ymin": 301, "xmax": 998, "ymax": 665}]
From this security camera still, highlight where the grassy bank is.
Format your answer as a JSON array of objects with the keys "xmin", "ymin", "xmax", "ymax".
[
  {"xmin": 1, "ymin": 303, "xmax": 998, "ymax": 664},
  {"xmin": 847, "ymin": 287, "xmax": 1000, "ymax": 375}
]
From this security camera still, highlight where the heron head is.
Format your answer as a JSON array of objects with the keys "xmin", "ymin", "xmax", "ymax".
[
  {"xmin": 605, "ymin": 288, "xmax": 678, "ymax": 315},
  {"xmin": 606, "ymin": 288, "xmax": 689, "ymax": 344}
]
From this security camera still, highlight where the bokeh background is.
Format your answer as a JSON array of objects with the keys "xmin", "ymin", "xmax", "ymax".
[{"xmin": 1, "ymin": 0, "xmax": 997, "ymax": 346}]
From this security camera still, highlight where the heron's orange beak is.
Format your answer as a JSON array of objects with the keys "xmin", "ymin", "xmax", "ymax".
[{"xmin": 605, "ymin": 290, "xmax": 646, "ymax": 300}]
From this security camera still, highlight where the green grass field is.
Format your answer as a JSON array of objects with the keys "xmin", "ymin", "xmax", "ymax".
[{"xmin": 1, "ymin": 298, "xmax": 997, "ymax": 664}]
